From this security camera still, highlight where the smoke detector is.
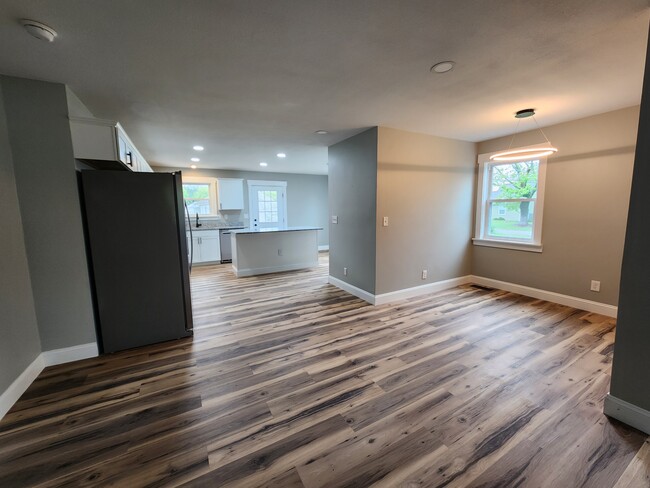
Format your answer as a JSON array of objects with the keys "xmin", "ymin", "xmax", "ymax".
[
  {"xmin": 430, "ymin": 61, "xmax": 455, "ymax": 74},
  {"xmin": 20, "ymin": 19, "xmax": 57, "ymax": 42}
]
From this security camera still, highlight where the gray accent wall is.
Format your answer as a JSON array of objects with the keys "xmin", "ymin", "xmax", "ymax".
[
  {"xmin": 152, "ymin": 167, "xmax": 329, "ymax": 247},
  {"xmin": 0, "ymin": 79, "xmax": 42, "ymax": 394},
  {"xmin": 376, "ymin": 127, "xmax": 476, "ymax": 295},
  {"xmin": 328, "ymin": 128, "xmax": 378, "ymax": 294},
  {"xmin": 1, "ymin": 76, "xmax": 96, "ymax": 350},
  {"xmin": 609, "ymin": 35, "xmax": 650, "ymax": 412},
  {"xmin": 473, "ymin": 106, "xmax": 639, "ymax": 306}
]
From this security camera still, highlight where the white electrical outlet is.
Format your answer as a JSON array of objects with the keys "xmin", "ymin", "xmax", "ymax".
[
  {"xmin": 278, "ymin": 249, "xmax": 283, "ymax": 256},
  {"xmin": 422, "ymin": 269, "xmax": 428, "ymax": 280},
  {"xmin": 590, "ymin": 280, "xmax": 601, "ymax": 292},
  {"xmin": 383, "ymin": 216, "xmax": 389, "ymax": 227},
  {"xmin": 332, "ymin": 215, "xmax": 338, "ymax": 224},
  {"xmin": 343, "ymin": 267, "xmax": 348, "ymax": 276}
]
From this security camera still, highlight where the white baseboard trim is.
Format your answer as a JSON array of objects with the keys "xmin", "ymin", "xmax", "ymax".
[
  {"xmin": 318, "ymin": 245, "xmax": 330, "ymax": 251},
  {"xmin": 41, "ymin": 342, "xmax": 98, "ymax": 367},
  {"xmin": 328, "ymin": 276, "xmax": 375, "ymax": 304},
  {"xmin": 328, "ymin": 272, "xmax": 618, "ymax": 316},
  {"xmin": 328, "ymin": 275, "xmax": 473, "ymax": 306},
  {"xmin": 470, "ymin": 276, "xmax": 618, "ymax": 318},
  {"xmin": 0, "ymin": 342, "xmax": 98, "ymax": 421},
  {"xmin": 604, "ymin": 394, "xmax": 650, "ymax": 435},
  {"xmin": 0, "ymin": 355, "xmax": 44, "ymax": 420},
  {"xmin": 374, "ymin": 276, "xmax": 473, "ymax": 305},
  {"xmin": 235, "ymin": 261, "xmax": 319, "ymax": 278}
]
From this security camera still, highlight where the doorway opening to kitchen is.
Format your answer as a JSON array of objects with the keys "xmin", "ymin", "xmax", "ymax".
[{"xmin": 247, "ymin": 180, "xmax": 287, "ymax": 230}]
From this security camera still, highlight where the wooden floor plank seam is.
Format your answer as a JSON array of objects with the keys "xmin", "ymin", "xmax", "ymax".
[{"xmin": 0, "ymin": 254, "xmax": 647, "ymax": 487}]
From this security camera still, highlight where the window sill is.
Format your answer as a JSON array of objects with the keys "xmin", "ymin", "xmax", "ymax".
[{"xmin": 472, "ymin": 238, "xmax": 543, "ymax": 253}]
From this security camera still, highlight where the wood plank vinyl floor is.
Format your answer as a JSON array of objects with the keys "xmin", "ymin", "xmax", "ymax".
[{"xmin": 0, "ymin": 254, "xmax": 648, "ymax": 487}]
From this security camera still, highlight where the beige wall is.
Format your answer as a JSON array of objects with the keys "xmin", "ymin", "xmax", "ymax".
[
  {"xmin": 376, "ymin": 127, "xmax": 476, "ymax": 294},
  {"xmin": 473, "ymin": 106, "xmax": 639, "ymax": 305}
]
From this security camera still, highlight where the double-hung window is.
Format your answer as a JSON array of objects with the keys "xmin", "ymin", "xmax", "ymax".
[
  {"xmin": 182, "ymin": 177, "xmax": 218, "ymax": 216},
  {"xmin": 473, "ymin": 145, "xmax": 548, "ymax": 252}
]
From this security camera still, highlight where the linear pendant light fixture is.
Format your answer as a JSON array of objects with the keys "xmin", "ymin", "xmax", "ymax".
[{"xmin": 490, "ymin": 109, "xmax": 558, "ymax": 161}]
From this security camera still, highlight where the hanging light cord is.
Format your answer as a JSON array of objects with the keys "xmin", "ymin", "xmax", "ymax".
[
  {"xmin": 532, "ymin": 115, "xmax": 552, "ymax": 144},
  {"xmin": 506, "ymin": 114, "xmax": 552, "ymax": 150},
  {"xmin": 490, "ymin": 110, "xmax": 558, "ymax": 161},
  {"xmin": 506, "ymin": 118, "xmax": 521, "ymax": 150}
]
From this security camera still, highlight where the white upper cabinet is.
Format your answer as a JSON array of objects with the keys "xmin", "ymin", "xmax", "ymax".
[
  {"xmin": 217, "ymin": 178, "xmax": 244, "ymax": 210},
  {"xmin": 70, "ymin": 117, "xmax": 152, "ymax": 172}
]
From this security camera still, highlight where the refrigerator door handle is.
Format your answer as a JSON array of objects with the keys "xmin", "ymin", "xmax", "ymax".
[{"xmin": 184, "ymin": 202, "xmax": 193, "ymax": 273}]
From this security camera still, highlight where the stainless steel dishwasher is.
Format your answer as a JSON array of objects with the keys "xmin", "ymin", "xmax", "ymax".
[{"xmin": 219, "ymin": 229, "xmax": 233, "ymax": 263}]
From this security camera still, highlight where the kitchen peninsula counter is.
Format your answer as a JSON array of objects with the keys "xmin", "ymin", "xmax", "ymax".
[
  {"xmin": 230, "ymin": 226, "xmax": 322, "ymax": 235},
  {"xmin": 231, "ymin": 227, "xmax": 322, "ymax": 277}
]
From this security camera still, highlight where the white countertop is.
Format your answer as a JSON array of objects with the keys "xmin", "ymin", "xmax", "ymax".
[
  {"xmin": 230, "ymin": 226, "xmax": 322, "ymax": 235},
  {"xmin": 188, "ymin": 226, "xmax": 245, "ymax": 232}
]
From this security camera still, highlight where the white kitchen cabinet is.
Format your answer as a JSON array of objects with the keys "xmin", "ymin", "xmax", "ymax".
[
  {"xmin": 139, "ymin": 156, "xmax": 153, "ymax": 172},
  {"xmin": 198, "ymin": 233, "xmax": 221, "ymax": 262},
  {"xmin": 188, "ymin": 230, "xmax": 221, "ymax": 264},
  {"xmin": 217, "ymin": 178, "xmax": 244, "ymax": 210},
  {"xmin": 191, "ymin": 236, "xmax": 201, "ymax": 262},
  {"xmin": 70, "ymin": 116, "xmax": 151, "ymax": 172},
  {"xmin": 132, "ymin": 149, "xmax": 153, "ymax": 172}
]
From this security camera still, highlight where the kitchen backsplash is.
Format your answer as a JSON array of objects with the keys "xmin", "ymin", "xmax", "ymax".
[{"xmin": 187, "ymin": 215, "xmax": 245, "ymax": 230}]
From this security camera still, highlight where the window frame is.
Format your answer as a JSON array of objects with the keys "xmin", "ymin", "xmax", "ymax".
[
  {"xmin": 182, "ymin": 176, "xmax": 219, "ymax": 217},
  {"xmin": 473, "ymin": 143, "xmax": 548, "ymax": 253}
]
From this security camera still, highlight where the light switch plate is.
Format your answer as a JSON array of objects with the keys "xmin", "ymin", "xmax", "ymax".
[
  {"xmin": 383, "ymin": 216, "xmax": 389, "ymax": 227},
  {"xmin": 332, "ymin": 215, "xmax": 338, "ymax": 224}
]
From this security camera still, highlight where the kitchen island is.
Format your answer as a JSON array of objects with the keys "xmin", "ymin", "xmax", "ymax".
[{"xmin": 230, "ymin": 226, "xmax": 322, "ymax": 277}]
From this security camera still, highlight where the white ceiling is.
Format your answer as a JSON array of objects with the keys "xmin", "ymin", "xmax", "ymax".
[{"xmin": 0, "ymin": 1, "xmax": 648, "ymax": 175}]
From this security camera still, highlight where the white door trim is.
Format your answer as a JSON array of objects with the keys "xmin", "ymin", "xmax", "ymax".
[
  {"xmin": 248, "ymin": 181, "xmax": 288, "ymax": 229},
  {"xmin": 247, "ymin": 180, "xmax": 287, "ymax": 188}
]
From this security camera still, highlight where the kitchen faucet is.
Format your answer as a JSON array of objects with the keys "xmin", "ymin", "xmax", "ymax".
[{"xmin": 195, "ymin": 213, "xmax": 202, "ymax": 228}]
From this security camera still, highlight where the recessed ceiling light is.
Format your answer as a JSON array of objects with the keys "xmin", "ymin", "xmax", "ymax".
[
  {"xmin": 21, "ymin": 19, "xmax": 57, "ymax": 42},
  {"xmin": 193, "ymin": 145, "xmax": 204, "ymax": 151},
  {"xmin": 190, "ymin": 164, "xmax": 197, "ymax": 169},
  {"xmin": 260, "ymin": 162, "xmax": 268, "ymax": 167},
  {"xmin": 430, "ymin": 61, "xmax": 455, "ymax": 74},
  {"xmin": 276, "ymin": 153, "xmax": 286, "ymax": 158},
  {"xmin": 315, "ymin": 130, "xmax": 328, "ymax": 135},
  {"xmin": 191, "ymin": 157, "xmax": 200, "ymax": 162}
]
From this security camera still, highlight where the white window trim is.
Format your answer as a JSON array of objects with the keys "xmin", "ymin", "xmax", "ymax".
[
  {"xmin": 182, "ymin": 176, "xmax": 219, "ymax": 217},
  {"xmin": 473, "ymin": 143, "xmax": 548, "ymax": 253}
]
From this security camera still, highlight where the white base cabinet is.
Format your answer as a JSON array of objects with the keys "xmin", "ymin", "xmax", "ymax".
[{"xmin": 188, "ymin": 230, "xmax": 221, "ymax": 264}]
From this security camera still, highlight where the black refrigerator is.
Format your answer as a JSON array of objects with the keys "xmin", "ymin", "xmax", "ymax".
[{"xmin": 79, "ymin": 170, "xmax": 193, "ymax": 354}]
